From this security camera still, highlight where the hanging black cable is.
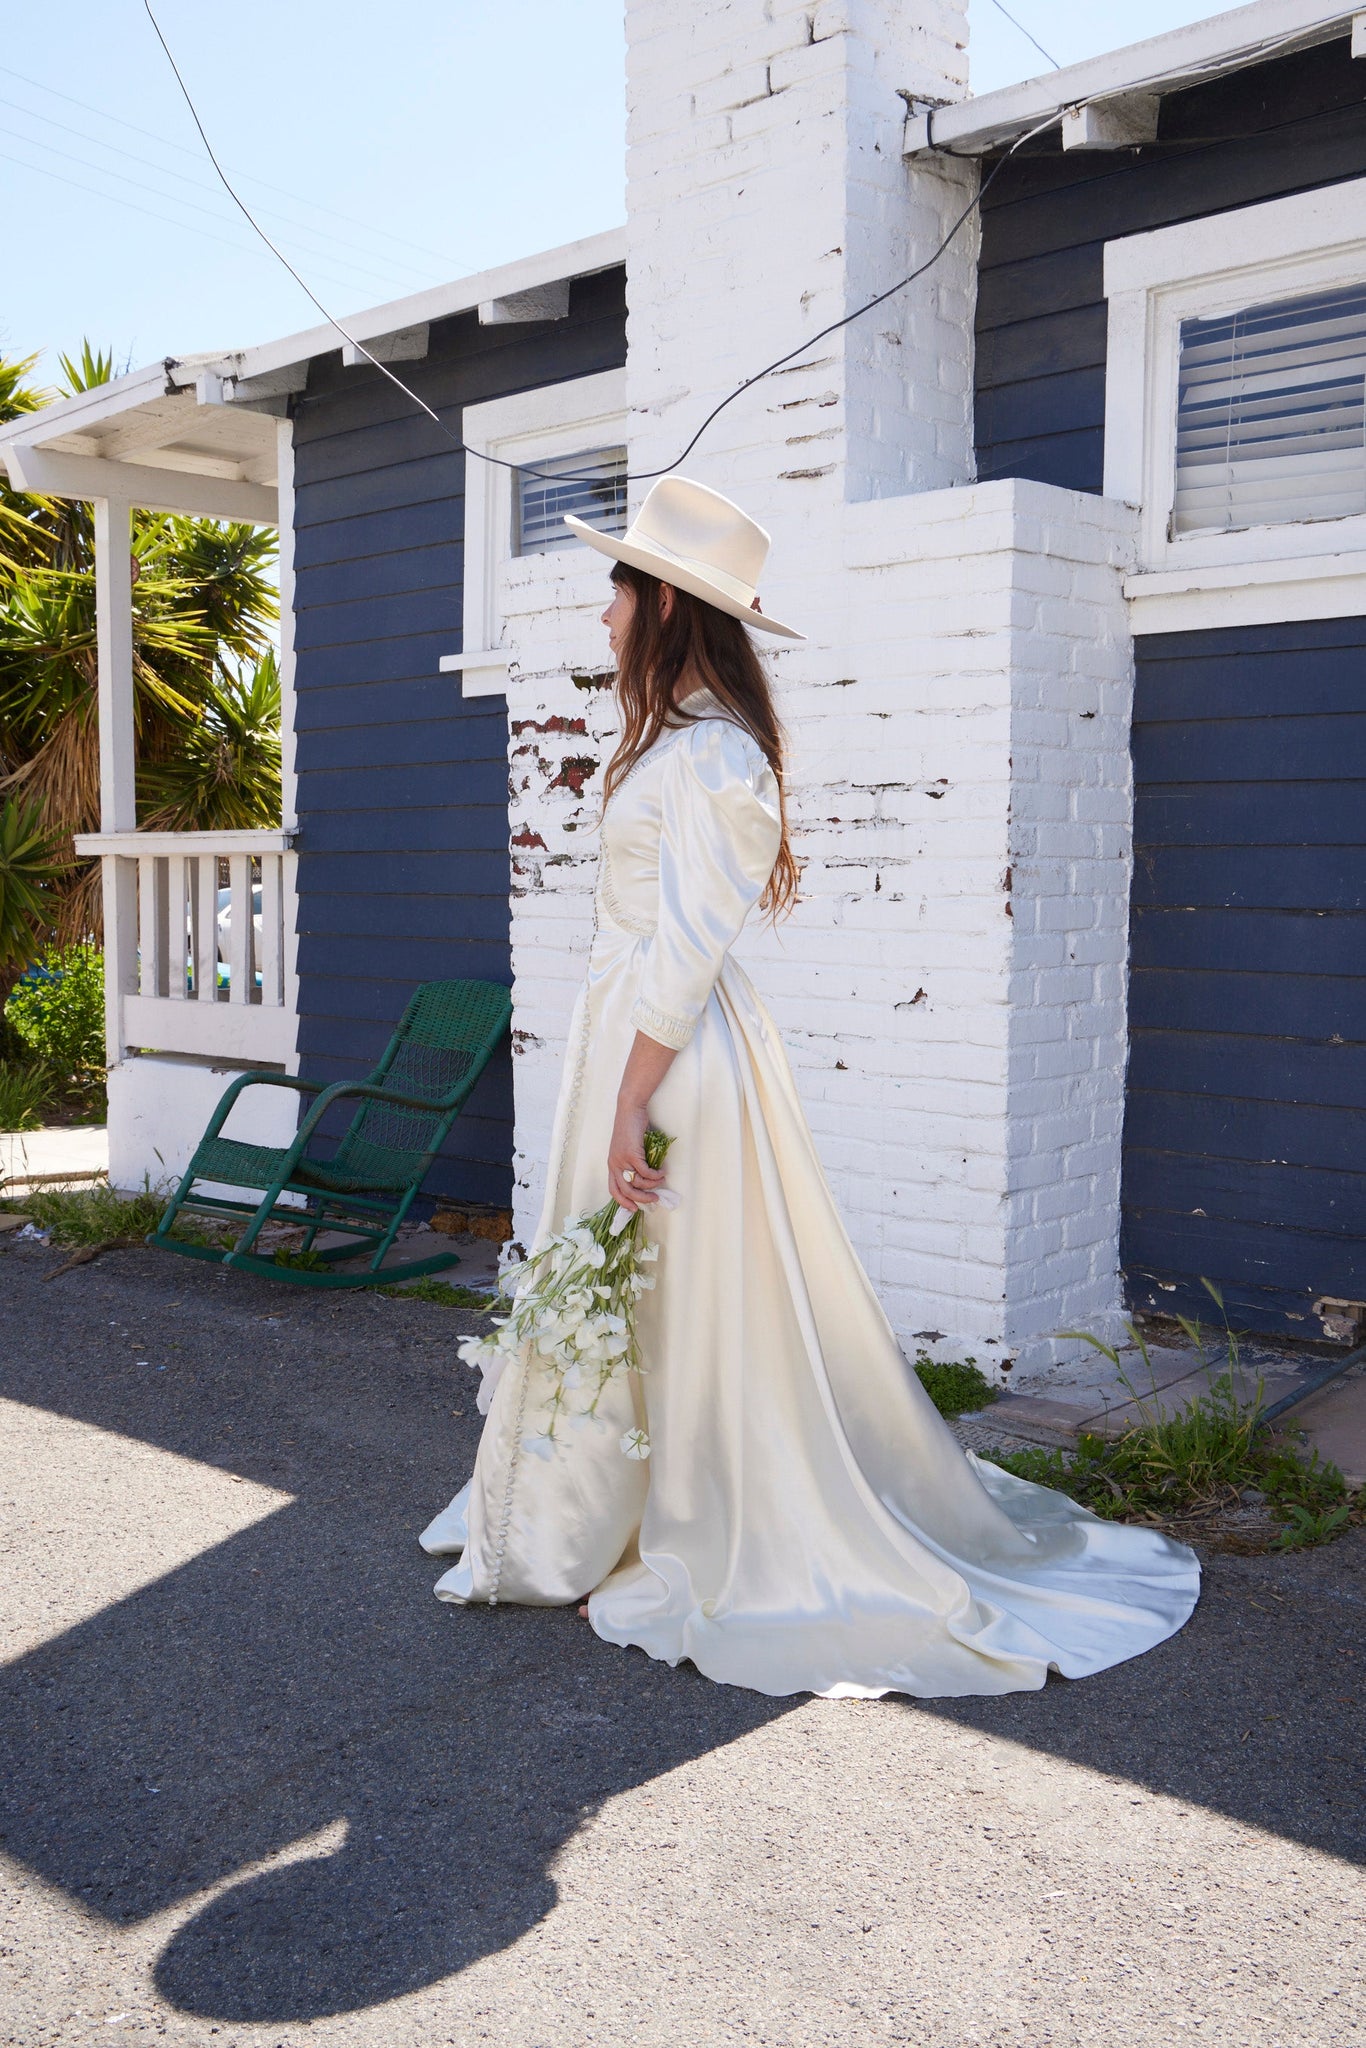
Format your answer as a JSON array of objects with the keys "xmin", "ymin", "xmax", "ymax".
[
  {"xmin": 143, "ymin": 0, "xmax": 1055, "ymax": 488},
  {"xmin": 984, "ymin": 0, "xmax": 1062, "ymax": 74}
]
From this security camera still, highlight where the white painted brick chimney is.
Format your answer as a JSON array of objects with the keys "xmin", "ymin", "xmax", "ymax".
[
  {"xmin": 501, "ymin": 0, "xmax": 1138, "ymax": 1378},
  {"xmin": 626, "ymin": 0, "xmax": 975, "ymax": 506}
]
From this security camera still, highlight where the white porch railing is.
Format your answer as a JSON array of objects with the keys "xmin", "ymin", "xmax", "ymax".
[{"xmin": 73, "ymin": 829, "xmax": 297, "ymax": 1067}]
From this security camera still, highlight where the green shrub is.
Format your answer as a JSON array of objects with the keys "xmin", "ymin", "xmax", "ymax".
[
  {"xmin": 914, "ymin": 1354, "xmax": 998, "ymax": 1418},
  {"xmin": 5, "ymin": 944, "xmax": 105, "ymax": 1117},
  {"xmin": 0, "ymin": 1057, "xmax": 49, "ymax": 1133}
]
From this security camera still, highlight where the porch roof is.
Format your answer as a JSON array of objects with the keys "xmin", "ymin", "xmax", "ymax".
[
  {"xmin": 0, "ymin": 225, "xmax": 626, "ymax": 523},
  {"xmin": 902, "ymin": 0, "xmax": 1357, "ymax": 158}
]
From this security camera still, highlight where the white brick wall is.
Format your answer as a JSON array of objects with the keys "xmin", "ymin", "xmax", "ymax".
[
  {"xmin": 497, "ymin": 0, "xmax": 1142, "ymax": 1379},
  {"xmin": 1001, "ymin": 486, "xmax": 1139, "ymax": 1364}
]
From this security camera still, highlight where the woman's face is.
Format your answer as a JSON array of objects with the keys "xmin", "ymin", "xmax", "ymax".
[
  {"xmin": 601, "ymin": 575, "xmax": 675, "ymax": 658},
  {"xmin": 602, "ymin": 578, "xmax": 635, "ymax": 658}
]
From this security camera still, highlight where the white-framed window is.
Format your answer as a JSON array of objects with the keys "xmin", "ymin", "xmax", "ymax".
[
  {"xmin": 1104, "ymin": 177, "xmax": 1366, "ymax": 632},
  {"xmin": 514, "ymin": 446, "xmax": 627, "ymax": 555},
  {"xmin": 439, "ymin": 369, "xmax": 626, "ymax": 696}
]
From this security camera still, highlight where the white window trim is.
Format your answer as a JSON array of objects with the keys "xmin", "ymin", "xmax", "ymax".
[
  {"xmin": 438, "ymin": 368, "xmax": 626, "ymax": 697},
  {"xmin": 1104, "ymin": 176, "xmax": 1366, "ymax": 633}
]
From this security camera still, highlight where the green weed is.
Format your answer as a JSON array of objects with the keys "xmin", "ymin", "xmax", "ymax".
[
  {"xmin": 1273, "ymin": 1500, "xmax": 1353, "ymax": 1550},
  {"xmin": 378, "ymin": 1276, "xmax": 494, "ymax": 1309},
  {"xmin": 915, "ymin": 1355, "xmax": 998, "ymax": 1418},
  {"xmin": 9, "ymin": 1180, "xmax": 166, "ymax": 1246},
  {"xmin": 989, "ymin": 1289, "xmax": 1358, "ymax": 1549},
  {"xmin": 273, "ymin": 1245, "xmax": 330, "ymax": 1272}
]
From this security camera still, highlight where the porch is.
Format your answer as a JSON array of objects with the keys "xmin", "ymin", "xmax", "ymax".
[{"xmin": 0, "ymin": 355, "xmax": 301, "ymax": 1190}]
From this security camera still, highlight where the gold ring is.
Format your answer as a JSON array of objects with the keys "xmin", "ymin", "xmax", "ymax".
[{"xmin": 622, "ymin": 1169, "xmax": 636, "ymax": 1184}]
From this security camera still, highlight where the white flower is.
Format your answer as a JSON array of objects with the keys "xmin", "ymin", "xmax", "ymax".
[
  {"xmin": 620, "ymin": 1428, "xmax": 651, "ymax": 1460},
  {"xmin": 522, "ymin": 1431, "xmax": 558, "ymax": 1459}
]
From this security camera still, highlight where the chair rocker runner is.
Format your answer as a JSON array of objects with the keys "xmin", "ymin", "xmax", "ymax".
[{"xmin": 151, "ymin": 977, "xmax": 512, "ymax": 1289}]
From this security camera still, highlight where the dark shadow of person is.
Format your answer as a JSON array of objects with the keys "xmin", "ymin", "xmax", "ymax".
[{"xmin": 2, "ymin": 1492, "xmax": 789, "ymax": 2023}]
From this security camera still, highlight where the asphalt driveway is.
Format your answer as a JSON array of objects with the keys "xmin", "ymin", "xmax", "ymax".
[{"xmin": 1, "ymin": 1235, "xmax": 1363, "ymax": 2047}]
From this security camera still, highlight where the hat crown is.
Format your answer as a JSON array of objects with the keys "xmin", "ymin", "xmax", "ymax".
[{"xmin": 631, "ymin": 477, "xmax": 770, "ymax": 594}]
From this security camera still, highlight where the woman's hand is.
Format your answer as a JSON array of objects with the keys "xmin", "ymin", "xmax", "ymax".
[
  {"xmin": 608, "ymin": 1096, "xmax": 666, "ymax": 1212},
  {"xmin": 607, "ymin": 1031, "xmax": 679, "ymax": 1211}
]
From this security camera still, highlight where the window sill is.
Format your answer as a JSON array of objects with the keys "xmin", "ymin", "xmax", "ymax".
[
  {"xmin": 1124, "ymin": 551, "xmax": 1366, "ymax": 635},
  {"xmin": 439, "ymin": 650, "xmax": 511, "ymax": 697}
]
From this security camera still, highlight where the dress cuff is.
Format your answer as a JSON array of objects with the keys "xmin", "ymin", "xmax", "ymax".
[{"xmin": 630, "ymin": 995, "xmax": 696, "ymax": 1051}]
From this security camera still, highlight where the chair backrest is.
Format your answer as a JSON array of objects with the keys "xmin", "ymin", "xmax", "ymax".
[{"xmin": 332, "ymin": 978, "xmax": 512, "ymax": 1189}]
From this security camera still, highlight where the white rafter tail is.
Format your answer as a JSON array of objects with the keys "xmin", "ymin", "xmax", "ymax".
[
  {"xmin": 478, "ymin": 282, "xmax": 571, "ymax": 325},
  {"xmin": 1061, "ymin": 95, "xmax": 1160, "ymax": 150},
  {"xmin": 341, "ymin": 324, "xmax": 430, "ymax": 366}
]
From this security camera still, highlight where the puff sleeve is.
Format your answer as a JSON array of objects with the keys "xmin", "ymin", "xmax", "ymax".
[{"xmin": 630, "ymin": 720, "xmax": 782, "ymax": 1051}]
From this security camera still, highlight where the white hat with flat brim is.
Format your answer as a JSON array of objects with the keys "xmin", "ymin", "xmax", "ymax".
[{"xmin": 564, "ymin": 474, "xmax": 805, "ymax": 641}]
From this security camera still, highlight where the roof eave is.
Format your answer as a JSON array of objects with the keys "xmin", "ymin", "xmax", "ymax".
[
  {"xmin": 206, "ymin": 223, "xmax": 628, "ymax": 387},
  {"xmin": 903, "ymin": 0, "xmax": 1355, "ymax": 157}
]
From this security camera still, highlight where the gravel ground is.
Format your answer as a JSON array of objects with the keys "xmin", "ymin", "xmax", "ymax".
[{"xmin": 1, "ymin": 1235, "xmax": 1364, "ymax": 2048}]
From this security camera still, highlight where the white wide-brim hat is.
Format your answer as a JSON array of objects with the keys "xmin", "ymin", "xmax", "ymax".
[{"xmin": 565, "ymin": 474, "xmax": 804, "ymax": 640}]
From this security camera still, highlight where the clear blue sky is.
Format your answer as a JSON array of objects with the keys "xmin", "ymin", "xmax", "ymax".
[{"xmin": 4, "ymin": 1, "xmax": 1241, "ymax": 383}]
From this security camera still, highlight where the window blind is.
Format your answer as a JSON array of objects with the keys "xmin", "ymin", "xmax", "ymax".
[
  {"xmin": 1173, "ymin": 282, "xmax": 1366, "ymax": 535},
  {"xmin": 515, "ymin": 447, "xmax": 628, "ymax": 555}
]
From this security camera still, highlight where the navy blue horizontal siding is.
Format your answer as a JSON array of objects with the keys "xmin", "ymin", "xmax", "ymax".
[
  {"xmin": 291, "ymin": 267, "xmax": 626, "ymax": 1207},
  {"xmin": 975, "ymin": 35, "xmax": 1366, "ymax": 490},
  {"xmin": 1122, "ymin": 618, "xmax": 1366, "ymax": 1336}
]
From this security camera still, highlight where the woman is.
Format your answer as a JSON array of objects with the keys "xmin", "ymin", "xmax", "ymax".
[{"xmin": 421, "ymin": 476, "xmax": 1199, "ymax": 1700}]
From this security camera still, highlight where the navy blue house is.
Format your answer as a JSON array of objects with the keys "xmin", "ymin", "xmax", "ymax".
[
  {"xmin": 972, "ymin": 29, "xmax": 1366, "ymax": 1337},
  {"xmin": 289, "ymin": 265, "xmax": 627, "ymax": 1211},
  {"xmin": 9, "ymin": 9, "xmax": 1364, "ymax": 1354}
]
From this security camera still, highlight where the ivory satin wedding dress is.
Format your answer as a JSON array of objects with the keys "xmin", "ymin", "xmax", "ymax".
[{"xmin": 421, "ymin": 703, "xmax": 1200, "ymax": 1700}]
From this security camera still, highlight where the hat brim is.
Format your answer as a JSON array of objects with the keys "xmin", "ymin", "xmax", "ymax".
[{"xmin": 564, "ymin": 515, "xmax": 806, "ymax": 641}]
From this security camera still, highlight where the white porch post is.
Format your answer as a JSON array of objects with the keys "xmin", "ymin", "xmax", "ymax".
[
  {"xmin": 93, "ymin": 496, "xmax": 138, "ymax": 1066},
  {"xmin": 274, "ymin": 418, "xmax": 301, "ymax": 1070}
]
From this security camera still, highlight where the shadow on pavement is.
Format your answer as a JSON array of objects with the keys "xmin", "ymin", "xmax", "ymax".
[
  {"xmin": 910, "ymin": 1527, "xmax": 1365, "ymax": 1871},
  {"xmin": 0, "ymin": 1247, "xmax": 793, "ymax": 2021},
  {"xmin": 1, "ymin": 1244, "xmax": 1362, "ymax": 2027}
]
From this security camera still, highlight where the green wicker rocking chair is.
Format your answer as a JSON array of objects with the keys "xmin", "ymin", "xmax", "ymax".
[{"xmin": 149, "ymin": 977, "xmax": 512, "ymax": 1289}]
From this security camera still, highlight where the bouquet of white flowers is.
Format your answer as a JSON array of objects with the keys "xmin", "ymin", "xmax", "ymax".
[{"xmin": 458, "ymin": 1128, "xmax": 676, "ymax": 1460}]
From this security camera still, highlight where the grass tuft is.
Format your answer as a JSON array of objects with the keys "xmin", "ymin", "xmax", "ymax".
[
  {"xmin": 914, "ymin": 1355, "xmax": 997, "ymax": 1418},
  {"xmin": 378, "ymin": 1276, "xmax": 495, "ymax": 1309},
  {"xmin": 989, "ymin": 1308, "xmax": 1360, "ymax": 1549},
  {"xmin": 2, "ymin": 1180, "xmax": 166, "ymax": 1246},
  {"xmin": 273, "ymin": 1245, "xmax": 330, "ymax": 1272}
]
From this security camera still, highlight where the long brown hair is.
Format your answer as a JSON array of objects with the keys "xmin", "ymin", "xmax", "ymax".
[{"xmin": 602, "ymin": 561, "xmax": 798, "ymax": 917}]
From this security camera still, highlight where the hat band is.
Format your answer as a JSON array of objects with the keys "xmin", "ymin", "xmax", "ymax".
[{"xmin": 625, "ymin": 528, "xmax": 759, "ymax": 610}]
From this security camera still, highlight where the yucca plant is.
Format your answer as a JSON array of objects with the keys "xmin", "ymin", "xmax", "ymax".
[
  {"xmin": 140, "ymin": 651, "xmax": 282, "ymax": 831},
  {"xmin": 0, "ymin": 1056, "xmax": 49, "ymax": 1133},
  {"xmin": 0, "ymin": 794, "xmax": 67, "ymax": 1007}
]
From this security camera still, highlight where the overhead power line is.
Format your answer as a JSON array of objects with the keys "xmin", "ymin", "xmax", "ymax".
[
  {"xmin": 984, "ymin": 0, "xmax": 1062, "ymax": 73},
  {"xmin": 143, "ymin": 0, "xmax": 1062, "ymax": 490},
  {"xmin": 0, "ymin": 59, "xmax": 477, "ymax": 278},
  {"xmin": 1, "ymin": 125, "xmax": 434, "ymax": 303},
  {"xmin": 0, "ymin": 95, "xmax": 438, "ymax": 297},
  {"xmin": 0, "ymin": 145, "xmax": 388, "ymax": 300}
]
